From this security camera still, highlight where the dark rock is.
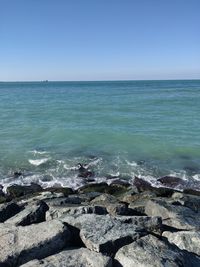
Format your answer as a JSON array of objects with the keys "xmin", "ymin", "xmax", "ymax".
[
  {"xmin": 158, "ymin": 176, "xmax": 187, "ymax": 188},
  {"xmin": 78, "ymin": 163, "xmax": 93, "ymax": 178},
  {"xmin": 172, "ymin": 192, "xmax": 200, "ymax": 213},
  {"xmin": 133, "ymin": 177, "xmax": 176, "ymax": 197},
  {"xmin": 43, "ymin": 187, "xmax": 74, "ymax": 197},
  {"xmin": 7, "ymin": 183, "xmax": 43, "ymax": 199},
  {"xmin": 13, "ymin": 171, "xmax": 23, "ymax": 178},
  {"xmin": 183, "ymin": 188, "xmax": 200, "ymax": 196},
  {"xmin": 0, "ymin": 202, "xmax": 22, "ymax": 222},
  {"xmin": 5, "ymin": 201, "xmax": 49, "ymax": 226}
]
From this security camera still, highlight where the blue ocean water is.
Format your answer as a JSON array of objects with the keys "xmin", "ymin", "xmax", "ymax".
[{"xmin": 0, "ymin": 80, "xmax": 200, "ymax": 189}]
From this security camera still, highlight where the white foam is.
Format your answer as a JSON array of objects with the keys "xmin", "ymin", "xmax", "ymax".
[
  {"xmin": 29, "ymin": 158, "xmax": 49, "ymax": 166},
  {"xmin": 29, "ymin": 150, "xmax": 48, "ymax": 155},
  {"xmin": 126, "ymin": 160, "xmax": 138, "ymax": 167}
]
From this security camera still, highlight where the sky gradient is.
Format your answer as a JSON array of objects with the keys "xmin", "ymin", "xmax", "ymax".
[{"xmin": 0, "ymin": 0, "xmax": 200, "ymax": 81}]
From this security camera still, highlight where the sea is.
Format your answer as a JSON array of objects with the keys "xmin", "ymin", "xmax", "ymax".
[{"xmin": 0, "ymin": 80, "xmax": 200, "ymax": 190}]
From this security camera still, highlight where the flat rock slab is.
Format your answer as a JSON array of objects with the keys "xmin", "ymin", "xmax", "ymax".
[
  {"xmin": 145, "ymin": 199, "xmax": 200, "ymax": 230},
  {"xmin": 61, "ymin": 214, "xmax": 161, "ymax": 254},
  {"xmin": 0, "ymin": 220, "xmax": 70, "ymax": 266},
  {"xmin": 19, "ymin": 248, "xmax": 112, "ymax": 267},
  {"xmin": 172, "ymin": 192, "xmax": 200, "ymax": 212},
  {"xmin": 163, "ymin": 231, "xmax": 200, "ymax": 256},
  {"xmin": 115, "ymin": 234, "xmax": 200, "ymax": 267},
  {"xmin": 5, "ymin": 201, "xmax": 49, "ymax": 226}
]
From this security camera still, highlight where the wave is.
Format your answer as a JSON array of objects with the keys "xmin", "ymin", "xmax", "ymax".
[{"xmin": 28, "ymin": 158, "xmax": 50, "ymax": 166}]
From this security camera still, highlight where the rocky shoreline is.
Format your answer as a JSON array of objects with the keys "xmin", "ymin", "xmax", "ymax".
[{"xmin": 1, "ymin": 176, "xmax": 200, "ymax": 267}]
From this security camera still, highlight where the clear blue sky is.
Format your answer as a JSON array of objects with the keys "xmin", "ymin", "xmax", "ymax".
[{"xmin": 0, "ymin": 0, "xmax": 199, "ymax": 81}]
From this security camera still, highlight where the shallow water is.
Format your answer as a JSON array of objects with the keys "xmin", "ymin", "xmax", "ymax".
[{"xmin": 0, "ymin": 80, "xmax": 200, "ymax": 189}]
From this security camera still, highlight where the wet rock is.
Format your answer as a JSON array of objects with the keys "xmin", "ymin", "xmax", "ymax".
[
  {"xmin": 4, "ymin": 201, "xmax": 49, "ymax": 226},
  {"xmin": 0, "ymin": 220, "xmax": 70, "ymax": 266},
  {"xmin": 0, "ymin": 201, "xmax": 22, "ymax": 222},
  {"xmin": 183, "ymin": 188, "xmax": 200, "ymax": 197},
  {"xmin": 20, "ymin": 248, "xmax": 112, "ymax": 267},
  {"xmin": 158, "ymin": 176, "xmax": 187, "ymax": 188},
  {"xmin": 78, "ymin": 182, "xmax": 130, "ymax": 196},
  {"xmin": 115, "ymin": 234, "xmax": 200, "ymax": 267},
  {"xmin": 7, "ymin": 183, "xmax": 43, "ymax": 199},
  {"xmin": 163, "ymin": 231, "xmax": 200, "ymax": 256},
  {"xmin": 133, "ymin": 177, "xmax": 176, "ymax": 197},
  {"xmin": 61, "ymin": 214, "xmax": 162, "ymax": 254},
  {"xmin": 78, "ymin": 163, "xmax": 93, "ymax": 178},
  {"xmin": 13, "ymin": 171, "xmax": 23, "ymax": 178},
  {"xmin": 43, "ymin": 187, "xmax": 74, "ymax": 196},
  {"xmin": 145, "ymin": 199, "xmax": 200, "ymax": 230}
]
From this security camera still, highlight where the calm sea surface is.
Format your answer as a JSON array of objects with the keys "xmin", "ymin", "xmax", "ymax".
[{"xmin": 0, "ymin": 80, "xmax": 200, "ymax": 189}]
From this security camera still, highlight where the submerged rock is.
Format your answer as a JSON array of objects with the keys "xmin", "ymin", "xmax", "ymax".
[
  {"xmin": 20, "ymin": 248, "xmax": 112, "ymax": 267},
  {"xmin": 115, "ymin": 234, "xmax": 200, "ymax": 267}
]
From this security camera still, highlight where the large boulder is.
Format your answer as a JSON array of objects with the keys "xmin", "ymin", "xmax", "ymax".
[
  {"xmin": 4, "ymin": 201, "xmax": 49, "ymax": 226},
  {"xmin": 115, "ymin": 234, "xmax": 200, "ymax": 267},
  {"xmin": 163, "ymin": 231, "xmax": 200, "ymax": 256},
  {"xmin": 0, "ymin": 202, "xmax": 21, "ymax": 222},
  {"xmin": 61, "ymin": 214, "xmax": 162, "ymax": 254},
  {"xmin": 145, "ymin": 199, "xmax": 200, "ymax": 230},
  {"xmin": 19, "ymin": 248, "xmax": 112, "ymax": 267},
  {"xmin": 0, "ymin": 220, "xmax": 70, "ymax": 266}
]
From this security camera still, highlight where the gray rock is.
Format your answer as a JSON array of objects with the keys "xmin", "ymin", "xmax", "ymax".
[
  {"xmin": 172, "ymin": 192, "xmax": 200, "ymax": 212},
  {"xmin": 19, "ymin": 191, "xmax": 65, "ymax": 205},
  {"xmin": 115, "ymin": 234, "xmax": 200, "ymax": 267},
  {"xmin": 4, "ymin": 201, "xmax": 49, "ymax": 226},
  {"xmin": 46, "ymin": 204, "xmax": 107, "ymax": 220},
  {"xmin": 0, "ymin": 202, "xmax": 21, "ymax": 222},
  {"xmin": 19, "ymin": 248, "xmax": 112, "ymax": 267},
  {"xmin": 61, "ymin": 214, "xmax": 162, "ymax": 254},
  {"xmin": 145, "ymin": 199, "xmax": 200, "ymax": 230},
  {"xmin": 163, "ymin": 231, "xmax": 200, "ymax": 256},
  {"xmin": 91, "ymin": 193, "xmax": 128, "ymax": 215},
  {"xmin": 0, "ymin": 220, "xmax": 70, "ymax": 266}
]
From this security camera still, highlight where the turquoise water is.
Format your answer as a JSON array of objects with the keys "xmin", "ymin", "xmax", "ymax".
[{"xmin": 0, "ymin": 80, "xmax": 200, "ymax": 189}]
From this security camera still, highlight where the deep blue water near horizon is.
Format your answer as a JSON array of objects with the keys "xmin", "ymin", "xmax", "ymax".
[{"xmin": 0, "ymin": 80, "xmax": 200, "ymax": 189}]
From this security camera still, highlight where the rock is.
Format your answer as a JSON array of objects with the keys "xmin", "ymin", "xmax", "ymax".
[
  {"xmin": 19, "ymin": 248, "xmax": 112, "ymax": 267},
  {"xmin": 61, "ymin": 214, "xmax": 162, "ymax": 254},
  {"xmin": 78, "ymin": 163, "xmax": 93, "ymax": 178},
  {"xmin": 115, "ymin": 234, "xmax": 200, "ymax": 267},
  {"xmin": 117, "ymin": 188, "xmax": 140, "ymax": 203},
  {"xmin": 0, "ymin": 201, "xmax": 21, "ymax": 222},
  {"xmin": 4, "ymin": 201, "xmax": 49, "ymax": 226},
  {"xmin": 91, "ymin": 194, "xmax": 128, "ymax": 215},
  {"xmin": 145, "ymin": 199, "xmax": 200, "ymax": 230},
  {"xmin": 183, "ymin": 188, "xmax": 200, "ymax": 197},
  {"xmin": 19, "ymin": 191, "xmax": 65, "ymax": 205},
  {"xmin": 172, "ymin": 192, "xmax": 200, "ymax": 212},
  {"xmin": 46, "ymin": 204, "xmax": 107, "ymax": 220},
  {"xmin": 78, "ymin": 182, "xmax": 130, "ymax": 196},
  {"xmin": 0, "ymin": 220, "xmax": 70, "ymax": 266},
  {"xmin": 158, "ymin": 176, "xmax": 187, "ymax": 188},
  {"xmin": 133, "ymin": 177, "xmax": 176, "ymax": 197},
  {"xmin": 43, "ymin": 187, "xmax": 74, "ymax": 196},
  {"xmin": 7, "ymin": 183, "xmax": 43, "ymax": 199},
  {"xmin": 163, "ymin": 231, "xmax": 200, "ymax": 256}
]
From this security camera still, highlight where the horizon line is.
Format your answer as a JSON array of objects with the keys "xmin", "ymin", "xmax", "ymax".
[{"xmin": 0, "ymin": 78, "xmax": 200, "ymax": 83}]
